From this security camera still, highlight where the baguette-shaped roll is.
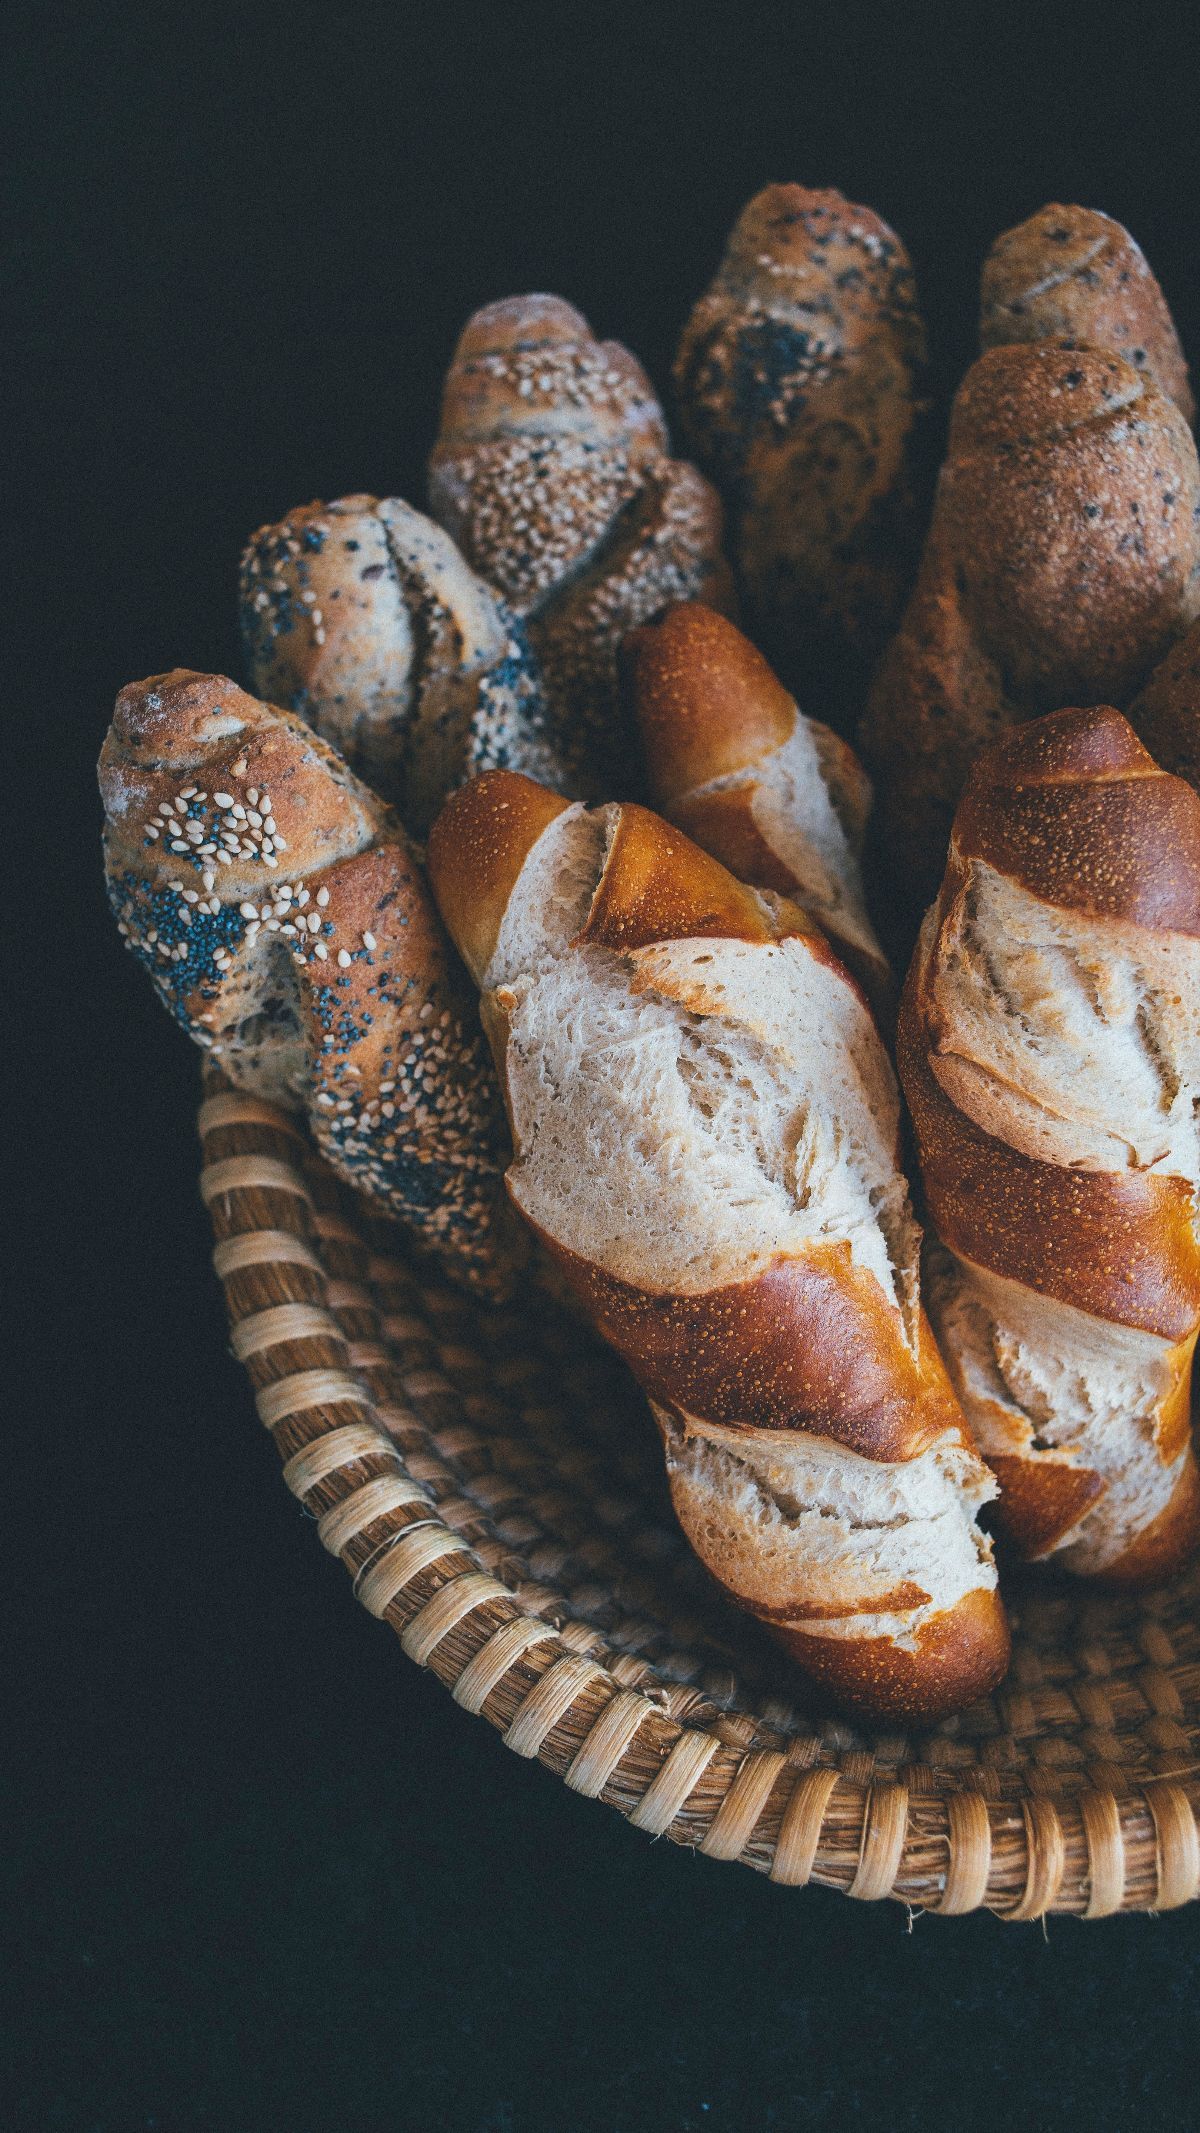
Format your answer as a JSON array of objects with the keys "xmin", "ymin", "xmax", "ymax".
[
  {"xmin": 673, "ymin": 184, "xmax": 927, "ymax": 727},
  {"xmin": 980, "ymin": 203, "xmax": 1193, "ymax": 419},
  {"xmin": 625, "ymin": 602, "xmax": 892, "ymax": 1020},
  {"xmin": 428, "ymin": 295, "xmax": 732, "ymax": 797},
  {"xmin": 239, "ymin": 493, "xmax": 569, "ymax": 834},
  {"xmin": 897, "ymin": 707, "xmax": 1200, "ymax": 1584},
  {"xmin": 862, "ymin": 206, "xmax": 1200, "ymax": 924},
  {"xmin": 427, "ymin": 770, "xmax": 1008, "ymax": 1722},
  {"xmin": 100, "ymin": 670, "xmax": 524, "ymax": 1298}
]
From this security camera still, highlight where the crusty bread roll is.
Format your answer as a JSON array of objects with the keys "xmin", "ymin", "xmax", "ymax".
[
  {"xmin": 100, "ymin": 670, "xmax": 524, "ymax": 1298},
  {"xmin": 980, "ymin": 203, "xmax": 1194, "ymax": 420},
  {"xmin": 1130, "ymin": 618, "xmax": 1200, "ymax": 796},
  {"xmin": 625, "ymin": 602, "xmax": 892, "ymax": 1020},
  {"xmin": 673, "ymin": 184, "xmax": 927, "ymax": 728},
  {"xmin": 426, "ymin": 770, "xmax": 1008, "ymax": 1721},
  {"xmin": 897, "ymin": 706, "xmax": 1200, "ymax": 1585},
  {"xmin": 428, "ymin": 294, "xmax": 733, "ymax": 798},
  {"xmin": 861, "ymin": 206, "xmax": 1200, "ymax": 924},
  {"xmin": 239, "ymin": 493, "xmax": 569, "ymax": 834}
]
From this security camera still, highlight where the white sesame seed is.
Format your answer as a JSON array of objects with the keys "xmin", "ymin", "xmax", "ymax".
[
  {"xmin": 232, "ymin": 804, "xmax": 246, "ymax": 820},
  {"xmin": 170, "ymin": 840, "xmax": 189, "ymax": 852},
  {"xmin": 313, "ymin": 630, "xmax": 326, "ymax": 646},
  {"xmin": 297, "ymin": 889, "xmax": 310, "ymax": 907},
  {"xmin": 180, "ymin": 785, "xmax": 197, "ymax": 799},
  {"xmin": 314, "ymin": 941, "xmax": 328, "ymax": 960},
  {"xmin": 316, "ymin": 886, "xmax": 329, "ymax": 907},
  {"xmin": 247, "ymin": 787, "xmax": 259, "ymax": 805},
  {"xmin": 261, "ymin": 838, "xmax": 274, "ymax": 856},
  {"xmin": 337, "ymin": 949, "xmax": 351, "ymax": 967},
  {"xmin": 182, "ymin": 889, "xmax": 199, "ymax": 904},
  {"xmin": 316, "ymin": 1092, "xmax": 334, "ymax": 1106},
  {"xmin": 266, "ymin": 918, "xmax": 280, "ymax": 931},
  {"xmin": 273, "ymin": 835, "xmax": 288, "ymax": 850},
  {"xmin": 247, "ymin": 810, "xmax": 263, "ymax": 829},
  {"xmin": 263, "ymin": 816, "xmax": 277, "ymax": 836},
  {"xmin": 239, "ymin": 899, "xmax": 258, "ymax": 918},
  {"xmin": 306, "ymin": 913, "xmax": 322, "ymax": 934},
  {"xmin": 362, "ymin": 930, "xmax": 376, "ymax": 950},
  {"xmin": 213, "ymin": 792, "xmax": 234, "ymax": 809},
  {"xmin": 202, "ymin": 871, "xmax": 216, "ymax": 892},
  {"xmin": 231, "ymin": 757, "xmax": 247, "ymax": 776},
  {"xmin": 216, "ymin": 850, "xmax": 233, "ymax": 866},
  {"xmin": 145, "ymin": 824, "xmax": 159, "ymax": 839},
  {"xmin": 263, "ymin": 854, "xmax": 278, "ymax": 868}
]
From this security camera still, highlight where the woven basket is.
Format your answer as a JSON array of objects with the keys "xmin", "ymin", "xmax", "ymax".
[{"xmin": 198, "ymin": 1075, "xmax": 1200, "ymax": 1918}]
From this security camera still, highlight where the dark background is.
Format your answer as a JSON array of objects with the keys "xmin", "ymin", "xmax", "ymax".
[{"xmin": 10, "ymin": 3, "xmax": 1200, "ymax": 2127}]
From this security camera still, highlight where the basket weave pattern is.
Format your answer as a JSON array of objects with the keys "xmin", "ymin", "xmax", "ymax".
[{"xmin": 199, "ymin": 1078, "xmax": 1200, "ymax": 1917}]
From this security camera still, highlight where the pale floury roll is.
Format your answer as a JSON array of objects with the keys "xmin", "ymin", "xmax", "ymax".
[
  {"xmin": 426, "ymin": 769, "xmax": 1009, "ymax": 1723},
  {"xmin": 898, "ymin": 707, "xmax": 1200, "ymax": 1585},
  {"xmin": 239, "ymin": 493, "xmax": 569, "ymax": 836},
  {"xmin": 428, "ymin": 294, "xmax": 733, "ymax": 798},
  {"xmin": 674, "ymin": 184, "xmax": 928, "ymax": 729}
]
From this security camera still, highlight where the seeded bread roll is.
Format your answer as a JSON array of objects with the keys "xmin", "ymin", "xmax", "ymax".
[
  {"xmin": 980, "ymin": 203, "xmax": 1193, "ymax": 420},
  {"xmin": 862, "ymin": 206, "xmax": 1200, "ymax": 928},
  {"xmin": 99, "ymin": 670, "xmax": 524, "ymax": 1298},
  {"xmin": 897, "ymin": 707, "xmax": 1200, "ymax": 1584},
  {"xmin": 428, "ymin": 294, "xmax": 733, "ymax": 799},
  {"xmin": 673, "ymin": 184, "xmax": 927, "ymax": 729},
  {"xmin": 239, "ymin": 493, "xmax": 569, "ymax": 835},
  {"xmin": 427, "ymin": 770, "xmax": 1009, "ymax": 1723},
  {"xmin": 625, "ymin": 602, "xmax": 892, "ymax": 1020}
]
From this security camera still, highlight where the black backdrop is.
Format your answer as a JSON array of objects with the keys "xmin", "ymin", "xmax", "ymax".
[{"xmin": 10, "ymin": 4, "xmax": 1200, "ymax": 2127}]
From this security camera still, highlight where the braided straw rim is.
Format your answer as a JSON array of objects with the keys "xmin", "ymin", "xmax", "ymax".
[{"xmin": 198, "ymin": 1078, "xmax": 1200, "ymax": 1917}]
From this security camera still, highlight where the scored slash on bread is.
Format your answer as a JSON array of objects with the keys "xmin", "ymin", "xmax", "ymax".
[
  {"xmin": 99, "ymin": 670, "xmax": 525, "ymax": 1299},
  {"xmin": 428, "ymin": 294, "xmax": 734, "ymax": 800},
  {"xmin": 898, "ymin": 705, "xmax": 1200, "ymax": 1584},
  {"xmin": 427, "ymin": 769, "xmax": 1009, "ymax": 1722},
  {"xmin": 624, "ymin": 601, "xmax": 893, "ymax": 1023}
]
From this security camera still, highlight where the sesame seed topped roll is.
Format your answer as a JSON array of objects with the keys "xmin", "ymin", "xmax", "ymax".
[{"xmin": 100, "ymin": 670, "xmax": 524, "ymax": 1298}]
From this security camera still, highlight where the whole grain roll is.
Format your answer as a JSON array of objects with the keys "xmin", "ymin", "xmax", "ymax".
[
  {"xmin": 673, "ymin": 184, "xmax": 928, "ymax": 729},
  {"xmin": 428, "ymin": 294, "xmax": 733, "ymax": 800}
]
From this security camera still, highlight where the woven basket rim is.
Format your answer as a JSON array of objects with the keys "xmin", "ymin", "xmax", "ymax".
[{"xmin": 197, "ymin": 1077, "xmax": 1200, "ymax": 1919}]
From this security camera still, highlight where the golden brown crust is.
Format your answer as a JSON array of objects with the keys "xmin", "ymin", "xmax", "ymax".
[
  {"xmin": 1130, "ymin": 618, "xmax": 1200, "ymax": 797},
  {"xmin": 955, "ymin": 704, "xmax": 1200, "ymax": 933},
  {"xmin": 861, "ymin": 325, "xmax": 1200, "ymax": 925},
  {"xmin": 425, "ymin": 769, "xmax": 571, "ymax": 985},
  {"xmin": 577, "ymin": 803, "xmax": 802, "ymax": 954},
  {"xmin": 625, "ymin": 602, "xmax": 797, "ymax": 801},
  {"xmin": 531, "ymin": 1229, "xmax": 970, "ymax": 1463},
  {"xmin": 980, "ymin": 203, "xmax": 1193, "ymax": 420},
  {"xmin": 985, "ymin": 1454, "xmax": 1108, "ymax": 1559},
  {"xmin": 101, "ymin": 671, "xmax": 522, "ymax": 1298},
  {"xmin": 673, "ymin": 183, "xmax": 927, "ymax": 723},
  {"xmin": 769, "ymin": 1587, "xmax": 1011, "ymax": 1725}
]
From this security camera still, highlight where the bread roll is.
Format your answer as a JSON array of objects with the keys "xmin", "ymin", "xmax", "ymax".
[
  {"xmin": 428, "ymin": 294, "xmax": 732, "ymax": 797},
  {"xmin": 625, "ymin": 602, "xmax": 892, "ymax": 1020},
  {"xmin": 897, "ymin": 706, "xmax": 1200, "ymax": 1584},
  {"xmin": 673, "ymin": 184, "xmax": 927, "ymax": 728},
  {"xmin": 427, "ymin": 770, "xmax": 1008, "ymax": 1722},
  {"xmin": 1130, "ymin": 618, "xmax": 1200, "ymax": 796},
  {"xmin": 980, "ymin": 202, "xmax": 1193, "ymax": 419},
  {"xmin": 100, "ymin": 670, "xmax": 523, "ymax": 1298},
  {"xmin": 239, "ymin": 493, "xmax": 569, "ymax": 834},
  {"xmin": 862, "ymin": 206, "xmax": 1200, "ymax": 924}
]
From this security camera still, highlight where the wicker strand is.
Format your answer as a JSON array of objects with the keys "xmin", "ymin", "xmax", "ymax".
[{"xmin": 196, "ymin": 1074, "xmax": 1200, "ymax": 1919}]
